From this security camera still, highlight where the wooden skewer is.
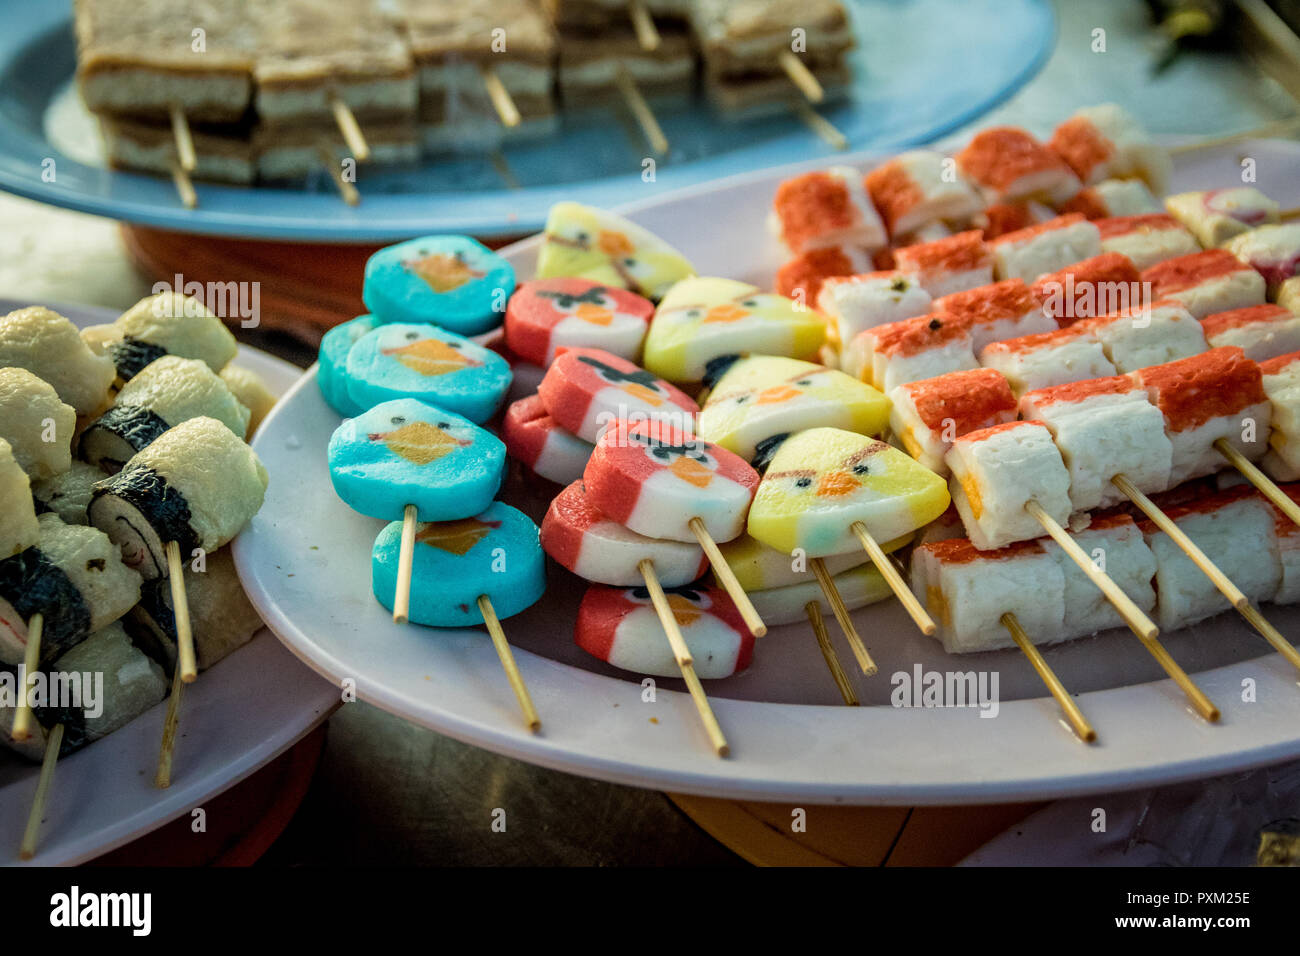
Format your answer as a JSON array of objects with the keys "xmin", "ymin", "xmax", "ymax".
[
  {"xmin": 481, "ymin": 67, "xmax": 522, "ymax": 128},
  {"xmin": 1239, "ymin": 602, "xmax": 1300, "ymax": 674},
  {"xmin": 11, "ymin": 613, "xmax": 42, "ymax": 741},
  {"xmin": 154, "ymin": 660, "xmax": 184, "ymax": 789},
  {"xmin": 166, "ymin": 541, "xmax": 197, "ymax": 683},
  {"xmin": 628, "ymin": 0, "xmax": 662, "ymax": 51},
  {"xmin": 18, "ymin": 723, "xmax": 63, "ymax": 861},
  {"xmin": 1214, "ymin": 438, "xmax": 1300, "ymax": 527},
  {"xmin": 1000, "ymin": 613, "xmax": 1096, "ymax": 743},
  {"xmin": 1281, "ymin": 206, "xmax": 1300, "ymax": 222},
  {"xmin": 688, "ymin": 517, "xmax": 766, "ymax": 637},
  {"xmin": 1168, "ymin": 115, "xmax": 1300, "ymax": 155},
  {"xmin": 330, "ymin": 92, "xmax": 371, "ymax": 162},
  {"xmin": 792, "ymin": 101, "xmax": 848, "ymax": 150},
  {"xmin": 637, "ymin": 558, "xmax": 728, "ymax": 756},
  {"xmin": 317, "ymin": 144, "xmax": 361, "ymax": 206},
  {"xmin": 392, "ymin": 504, "xmax": 419, "ymax": 625},
  {"xmin": 850, "ymin": 521, "xmax": 936, "ymax": 635},
  {"xmin": 169, "ymin": 103, "xmax": 197, "ymax": 172},
  {"xmin": 169, "ymin": 161, "xmax": 198, "ymax": 209},
  {"xmin": 805, "ymin": 601, "xmax": 858, "ymax": 705},
  {"xmin": 809, "ymin": 557, "xmax": 876, "ymax": 675},
  {"xmin": 614, "ymin": 65, "xmax": 669, "ymax": 156},
  {"xmin": 477, "ymin": 595, "xmax": 541, "ymax": 732},
  {"xmin": 777, "ymin": 50, "xmax": 824, "ymax": 103},
  {"xmin": 1024, "ymin": 500, "xmax": 1159, "ymax": 641}
]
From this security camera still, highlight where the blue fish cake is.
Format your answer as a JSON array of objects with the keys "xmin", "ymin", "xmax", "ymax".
[
  {"xmin": 344, "ymin": 323, "xmax": 511, "ymax": 423},
  {"xmin": 362, "ymin": 236, "xmax": 515, "ymax": 335},
  {"xmin": 327, "ymin": 399, "xmax": 504, "ymax": 521},
  {"xmin": 317, "ymin": 315, "xmax": 378, "ymax": 416},
  {"xmin": 372, "ymin": 502, "xmax": 546, "ymax": 627}
]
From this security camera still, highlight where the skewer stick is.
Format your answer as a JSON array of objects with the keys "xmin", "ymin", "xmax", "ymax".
[
  {"xmin": 477, "ymin": 595, "xmax": 541, "ymax": 732},
  {"xmin": 1168, "ymin": 115, "xmax": 1300, "ymax": 155},
  {"xmin": 688, "ymin": 517, "xmax": 766, "ymax": 637},
  {"xmin": 777, "ymin": 50, "xmax": 824, "ymax": 103},
  {"xmin": 481, "ymin": 67, "xmax": 522, "ymax": 128},
  {"xmin": 155, "ymin": 661, "xmax": 184, "ymax": 788},
  {"xmin": 809, "ymin": 557, "xmax": 876, "ymax": 675},
  {"xmin": 166, "ymin": 541, "xmax": 197, "ymax": 683},
  {"xmin": 805, "ymin": 601, "xmax": 858, "ymax": 705},
  {"xmin": 317, "ymin": 144, "xmax": 361, "ymax": 206},
  {"xmin": 18, "ymin": 723, "xmax": 62, "ymax": 861},
  {"xmin": 614, "ymin": 65, "xmax": 669, "ymax": 156},
  {"xmin": 169, "ymin": 161, "xmax": 198, "ymax": 209},
  {"xmin": 1239, "ymin": 603, "xmax": 1300, "ymax": 674},
  {"xmin": 999, "ymin": 613, "xmax": 1096, "ymax": 743},
  {"xmin": 638, "ymin": 559, "xmax": 728, "ymax": 756},
  {"xmin": 792, "ymin": 101, "xmax": 848, "ymax": 150},
  {"xmin": 628, "ymin": 0, "xmax": 662, "ymax": 51},
  {"xmin": 392, "ymin": 504, "xmax": 418, "ymax": 625},
  {"xmin": 1214, "ymin": 438, "xmax": 1300, "ymax": 527},
  {"xmin": 1024, "ymin": 500, "xmax": 1159, "ymax": 641},
  {"xmin": 11, "ymin": 614, "xmax": 42, "ymax": 741},
  {"xmin": 850, "ymin": 521, "xmax": 936, "ymax": 636},
  {"xmin": 169, "ymin": 103, "xmax": 197, "ymax": 172},
  {"xmin": 330, "ymin": 92, "xmax": 371, "ymax": 162}
]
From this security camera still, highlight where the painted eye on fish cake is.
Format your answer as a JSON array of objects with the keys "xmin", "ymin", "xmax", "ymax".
[
  {"xmin": 853, "ymin": 462, "xmax": 870, "ymax": 475},
  {"xmin": 405, "ymin": 331, "xmax": 419, "ymax": 340},
  {"xmin": 796, "ymin": 379, "xmax": 813, "ymax": 386},
  {"xmin": 742, "ymin": 299, "xmax": 758, "ymax": 308},
  {"xmin": 390, "ymin": 416, "xmax": 406, "ymax": 426},
  {"xmin": 795, "ymin": 477, "xmax": 812, "ymax": 488}
]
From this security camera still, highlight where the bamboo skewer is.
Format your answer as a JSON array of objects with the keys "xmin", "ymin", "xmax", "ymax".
[
  {"xmin": 809, "ymin": 557, "xmax": 876, "ymax": 675},
  {"xmin": 805, "ymin": 601, "xmax": 859, "ymax": 705},
  {"xmin": 1024, "ymin": 500, "xmax": 1160, "ymax": 641},
  {"xmin": 481, "ymin": 67, "xmax": 522, "ymax": 128},
  {"xmin": 628, "ymin": 0, "xmax": 661, "ymax": 51},
  {"xmin": 614, "ymin": 65, "xmax": 669, "ymax": 156},
  {"xmin": 1000, "ymin": 613, "xmax": 1097, "ymax": 743},
  {"xmin": 688, "ymin": 517, "xmax": 766, "ymax": 637},
  {"xmin": 1168, "ymin": 115, "xmax": 1300, "ymax": 155},
  {"xmin": 1214, "ymin": 438, "xmax": 1300, "ymax": 527},
  {"xmin": 392, "ymin": 504, "xmax": 419, "ymax": 625},
  {"xmin": 638, "ymin": 558, "xmax": 728, "ymax": 756},
  {"xmin": 850, "ymin": 521, "xmax": 936, "ymax": 636},
  {"xmin": 169, "ymin": 161, "xmax": 198, "ymax": 209},
  {"xmin": 10, "ymin": 614, "xmax": 42, "ymax": 742},
  {"xmin": 166, "ymin": 541, "xmax": 197, "ymax": 683},
  {"xmin": 478, "ymin": 595, "xmax": 541, "ymax": 732},
  {"xmin": 792, "ymin": 101, "xmax": 848, "ymax": 150},
  {"xmin": 777, "ymin": 50, "xmax": 824, "ymax": 103},
  {"xmin": 330, "ymin": 92, "xmax": 371, "ymax": 162},
  {"xmin": 18, "ymin": 723, "xmax": 62, "ymax": 861},
  {"xmin": 169, "ymin": 103, "xmax": 197, "ymax": 172},
  {"xmin": 318, "ymin": 144, "xmax": 361, "ymax": 206},
  {"xmin": 155, "ymin": 661, "xmax": 184, "ymax": 788}
]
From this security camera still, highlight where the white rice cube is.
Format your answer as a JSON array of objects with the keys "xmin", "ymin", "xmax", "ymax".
[{"xmin": 991, "ymin": 216, "xmax": 1102, "ymax": 283}]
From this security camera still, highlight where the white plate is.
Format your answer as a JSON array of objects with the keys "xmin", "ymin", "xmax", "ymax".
[
  {"xmin": 237, "ymin": 140, "xmax": 1300, "ymax": 806},
  {"xmin": 0, "ymin": 300, "xmax": 339, "ymax": 866}
]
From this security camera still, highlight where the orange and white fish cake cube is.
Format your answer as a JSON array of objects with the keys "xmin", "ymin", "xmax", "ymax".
[
  {"xmin": 1094, "ymin": 214, "xmax": 1199, "ymax": 271},
  {"xmin": 945, "ymin": 420, "xmax": 1072, "ymax": 550},
  {"xmin": 1030, "ymin": 252, "xmax": 1144, "ymax": 326},
  {"xmin": 815, "ymin": 270, "xmax": 932, "ymax": 349},
  {"xmin": 1131, "ymin": 346, "xmax": 1272, "ymax": 486},
  {"xmin": 1019, "ymin": 376, "xmax": 1172, "ymax": 509},
  {"xmin": 864, "ymin": 149, "xmax": 982, "ymax": 239},
  {"xmin": 979, "ymin": 324, "xmax": 1116, "ymax": 397},
  {"xmin": 910, "ymin": 537, "xmax": 1066, "ymax": 654},
  {"xmin": 932, "ymin": 278, "xmax": 1055, "ymax": 351},
  {"xmin": 1142, "ymin": 249, "xmax": 1267, "ymax": 319},
  {"xmin": 1047, "ymin": 103, "xmax": 1172, "ymax": 194},
  {"xmin": 989, "ymin": 214, "xmax": 1102, "ymax": 284},
  {"xmin": 955, "ymin": 126, "xmax": 1081, "ymax": 205},
  {"xmin": 1259, "ymin": 351, "xmax": 1300, "ymax": 480},
  {"xmin": 860, "ymin": 311, "xmax": 979, "ymax": 392},
  {"xmin": 775, "ymin": 245, "xmax": 875, "ymax": 310},
  {"xmin": 1076, "ymin": 299, "xmax": 1206, "ymax": 373},
  {"xmin": 1202, "ymin": 304, "xmax": 1300, "ymax": 363},
  {"xmin": 771, "ymin": 166, "xmax": 887, "ymax": 254},
  {"xmin": 1223, "ymin": 222, "xmax": 1300, "ymax": 296},
  {"xmin": 1061, "ymin": 178, "xmax": 1162, "ymax": 220},
  {"xmin": 503, "ymin": 277, "xmax": 654, "ymax": 366},
  {"xmin": 891, "ymin": 230, "xmax": 994, "ymax": 298},
  {"xmin": 1265, "ymin": 483, "xmax": 1300, "ymax": 601},
  {"xmin": 888, "ymin": 368, "xmax": 1018, "ymax": 476},
  {"xmin": 1165, "ymin": 187, "xmax": 1280, "ymax": 248},
  {"xmin": 1043, "ymin": 513, "xmax": 1157, "ymax": 640}
]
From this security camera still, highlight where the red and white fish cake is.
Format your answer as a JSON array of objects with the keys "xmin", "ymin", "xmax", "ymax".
[
  {"xmin": 575, "ymin": 582, "xmax": 753, "ymax": 679},
  {"xmin": 1142, "ymin": 249, "xmax": 1266, "ymax": 319},
  {"xmin": 583, "ymin": 419, "xmax": 759, "ymax": 543},
  {"xmin": 1202, "ymin": 304, "xmax": 1300, "ymax": 363},
  {"xmin": 955, "ymin": 127, "xmax": 1080, "ymax": 205},
  {"xmin": 816, "ymin": 270, "xmax": 933, "ymax": 349},
  {"xmin": 979, "ymin": 324, "xmax": 1115, "ymax": 396},
  {"xmin": 541, "ymin": 480, "xmax": 707, "ymax": 587},
  {"xmin": 1060, "ymin": 179, "xmax": 1162, "ymax": 220},
  {"xmin": 933, "ymin": 278, "xmax": 1054, "ymax": 349},
  {"xmin": 1165, "ymin": 187, "xmax": 1279, "ymax": 247},
  {"xmin": 1047, "ymin": 104, "xmax": 1171, "ymax": 193},
  {"xmin": 888, "ymin": 368, "xmax": 1018, "ymax": 475},
  {"xmin": 1094, "ymin": 214, "xmax": 1198, "ymax": 271},
  {"xmin": 1030, "ymin": 252, "xmax": 1143, "ymax": 326},
  {"xmin": 990, "ymin": 214, "xmax": 1102, "ymax": 284},
  {"xmin": 504, "ymin": 278, "xmax": 654, "ymax": 366},
  {"xmin": 1075, "ymin": 300, "xmax": 1205, "ymax": 373},
  {"xmin": 774, "ymin": 246, "xmax": 874, "ymax": 307},
  {"xmin": 771, "ymin": 166, "xmax": 887, "ymax": 254},
  {"xmin": 502, "ymin": 394, "xmax": 594, "ymax": 486},
  {"xmin": 853, "ymin": 311, "xmax": 978, "ymax": 392},
  {"xmin": 536, "ymin": 347, "xmax": 698, "ymax": 444},
  {"xmin": 891, "ymin": 230, "xmax": 993, "ymax": 298},
  {"xmin": 863, "ymin": 149, "xmax": 982, "ymax": 239},
  {"xmin": 1260, "ymin": 351, "xmax": 1300, "ymax": 480}
]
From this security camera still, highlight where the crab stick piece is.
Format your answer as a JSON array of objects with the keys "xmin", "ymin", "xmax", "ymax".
[
  {"xmin": 974, "ymin": 200, "xmax": 1055, "ymax": 240},
  {"xmin": 1059, "ymin": 178, "xmax": 1162, "ymax": 220},
  {"xmin": 891, "ymin": 230, "xmax": 994, "ymax": 298},
  {"xmin": 1203, "ymin": 304, "xmax": 1300, "ymax": 363},
  {"xmin": 863, "ymin": 150, "xmax": 982, "ymax": 239},
  {"xmin": 1165, "ymin": 187, "xmax": 1280, "ymax": 248},
  {"xmin": 888, "ymin": 368, "xmax": 1018, "ymax": 475},
  {"xmin": 955, "ymin": 127, "xmax": 1081, "ymax": 205},
  {"xmin": 1267, "ymin": 483, "xmax": 1300, "ymax": 602},
  {"xmin": 1094, "ymin": 214, "xmax": 1199, "ymax": 271},
  {"xmin": 815, "ymin": 270, "xmax": 932, "ymax": 350},
  {"xmin": 774, "ymin": 246, "xmax": 874, "ymax": 307},
  {"xmin": 855, "ymin": 311, "xmax": 978, "ymax": 392},
  {"xmin": 1047, "ymin": 104, "xmax": 1172, "ymax": 194},
  {"xmin": 1043, "ymin": 513, "xmax": 1158, "ymax": 640},
  {"xmin": 1076, "ymin": 300, "xmax": 1206, "ymax": 373},
  {"xmin": 1259, "ymin": 351, "xmax": 1300, "ymax": 481},
  {"xmin": 989, "ymin": 214, "xmax": 1102, "ymax": 284},
  {"xmin": 771, "ymin": 167, "xmax": 887, "ymax": 254},
  {"xmin": 932, "ymin": 278, "xmax": 1055, "ymax": 350},
  {"xmin": 1142, "ymin": 249, "xmax": 1267, "ymax": 319},
  {"xmin": 1030, "ymin": 252, "xmax": 1143, "ymax": 326},
  {"xmin": 979, "ymin": 324, "xmax": 1115, "ymax": 397}
]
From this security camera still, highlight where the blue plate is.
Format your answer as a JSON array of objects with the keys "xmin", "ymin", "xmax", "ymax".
[{"xmin": 0, "ymin": 0, "xmax": 1053, "ymax": 241}]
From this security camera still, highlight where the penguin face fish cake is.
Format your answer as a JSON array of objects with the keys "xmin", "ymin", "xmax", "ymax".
[
  {"xmin": 362, "ymin": 235, "xmax": 515, "ymax": 335},
  {"xmin": 643, "ymin": 277, "xmax": 826, "ymax": 383},
  {"xmin": 537, "ymin": 347, "xmax": 699, "ymax": 444},
  {"xmin": 748, "ymin": 428, "xmax": 951, "ymax": 557},
  {"xmin": 504, "ymin": 278, "xmax": 654, "ymax": 366},
  {"xmin": 698, "ymin": 356, "xmax": 890, "ymax": 461},
  {"xmin": 575, "ymin": 583, "xmax": 753, "ymax": 680},
  {"xmin": 372, "ymin": 502, "xmax": 545, "ymax": 628},
  {"xmin": 328, "ymin": 399, "xmax": 504, "ymax": 522},
  {"xmin": 584, "ymin": 420, "xmax": 759, "ymax": 543},
  {"xmin": 535, "ymin": 202, "xmax": 696, "ymax": 302},
  {"xmin": 345, "ymin": 323, "xmax": 512, "ymax": 424}
]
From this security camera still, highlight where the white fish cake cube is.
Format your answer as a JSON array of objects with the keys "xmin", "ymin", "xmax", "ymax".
[
  {"xmin": 1049, "ymin": 104, "xmax": 1172, "ymax": 193},
  {"xmin": 1165, "ymin": 188, "xmax": 1279, "ymax": 248},
  {"xmin": 864, "ymin": 150, "xmax": 982, "ymax": 238},
  {"xmin": 1096, "ymin": 214, "xmax": 1199, "ymax": 270},
  {"xmin": 956, "ymin": 127, "xmax": 1081, "ymax": 205},
  {"xmin": 991, "ymin": 215, "xmax": 1102, "ymax": 283},
  {"xmin": 1203, "ymin": 304, "xmax": 1300, "ymax": 362},
  {"xmin": 863, "ymin": 313, "xmax": 978, "ymax": 392},
  {"xmin": 1042, "ymin": 514, "xmax": 1157, "ymax": 639},
  {"xmin": 888, "ymin": 368, "xmax": 1018, "ymax": 476},
  {"xmin": 1142, "ymin": 250, "xmax": 1267, "ymax": 320},
  {"xmin": 892, "ymin": 231, "xmax": 994, "ymax": 298},
  {"xmin": 1267, "ymin": 486, "xmax": 1300, "ymax": 603},
  {"xmin": 932, "ymin": 278, "xmax": 1055, "ymax": 352},
  {"xmin": 1260, "ymin": 351, "xmax": 1300, "ymax": 476},
  {"xmin": 816, "ymin": 271, "xmax": 932, "ymax": 348},
  {"xmin": 1091, "ymin": 178, "xmax": 1162, "ymax": 217},
  {"xmin": 771, "ymin": 166, "xmax": 888, "ymax": 254},
  {"xmin": 979, "ymin": 326, "xmax": 1116, "ymax": 397},
  {"xmin": 1083, "ymin": 300, "xmax": 1207, "ymax": 373}
]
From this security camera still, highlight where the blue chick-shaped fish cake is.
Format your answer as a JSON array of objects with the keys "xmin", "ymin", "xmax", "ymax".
[{"xmin": 362, "ymin": 235, "xmax": 515, "ymax": 335}]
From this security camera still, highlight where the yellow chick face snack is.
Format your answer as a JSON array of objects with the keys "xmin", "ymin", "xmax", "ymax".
[{"xmin": 747, "ymin": 427, "xmax": 950, "ymax": 558}]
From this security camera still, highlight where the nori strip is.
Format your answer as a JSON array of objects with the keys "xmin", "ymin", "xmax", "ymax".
[
  {"xmin": 89, "ymin": 464, "xmax": 200, "ymax": 559},
  {"xmin": 123, "ymin": 581, "xmax": 177, "ymax": 678},
  {"xmin": 79, "ymin": 405, "xmax": 171, "ymax": 464},
  {"xmin": 0, "ymin": 549, "xmax": 92, "ymax": 665},
  {"xmin": 108, "ymin": 337, "xmax": 169, "ymax": 382}
]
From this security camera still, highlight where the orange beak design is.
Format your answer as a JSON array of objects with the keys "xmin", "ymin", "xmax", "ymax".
[
  {"xmin": 407, "ymin": 253, "xmax": 485, "ymax": 293},
  {"xmin": 573, "ymin": 302, "xmax": 615, "ymax": 326},
  {"xmin": 374, "ymin": 421, "xmax": 470, "ymax": 465},
  {"xmin": 669, "ymin": 455, "xmax": 714, "ymax": 488},
  {"xmin": 816, "ymin": 471, "xmax": 860, "ymax": 498},
  {"xmin": 621, "ymin": 382, "xmax": 665, "ymax": 406},
  {"xmin": 416, "ymin": 518, "xmax": 499, "ymax": 555},
  {"xmin": 597, "ymin": 230, "xmax": 634, "ymax": 257},
  {"xmin": 666, "ymin": 593, "xmax": 702, "ymax": 628},
  {"xmin": 754, "ymin": 385, "xmax": 802, "ymax": 405},
  {"xmin": 383, "ymin": 338, "xmax": 480, "ymax": 377},
  {"xmin": 701, "ymin": 303, "xmax": 750, "ymax": 324}
]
